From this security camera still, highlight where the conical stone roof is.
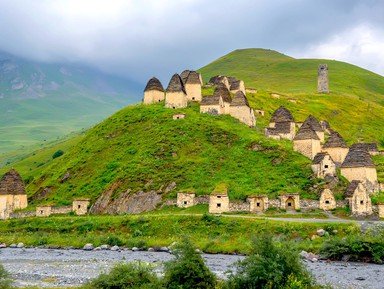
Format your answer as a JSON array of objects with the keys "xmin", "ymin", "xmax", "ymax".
[
  {"xmin": 230, "ymin": 80, "xmax": 242, "ymax": 90},
  {"xmin": 144, "ymin": 77, "xmax": 164, "ymax": 92},
  {"xmin": 180, "ymin": 70, "xmax": 191, "ymax": 84},
  {"xmin": 270, "ymin": 106, "xmax": 294, "ymax": 123},
  {"xmin": 185, "ymin": 71, "xmax": 201, "ymax": 85},
  {"xmin": 312, "ymin": 152, "xmax": 332, "ymax": 165},
  {"xmin": 350, "ymin": 143, "xmax": 379, "ymax": 153},
  {"xmin": 226, "ymin": 76, "xmax": 237, "ymax": 85},
  {"xmin": 214, "ymin": 85, "xmax": 232, "ymax": 103},
  {"xmin": 230, "ymin": 91, "xmax": 249, "ymax": 107},
  {"xmin": 166, "ymin": 74, "xmax": 186, "ymax": 94},
  {"xmin": 0, "ymin": 169, "xmax": 26, "ymax": 195},
  {"xmin": 293, "ymin": 123, "xmax": 320, "ymax": 141},
  {"xmin": 302, "ymin": 115, "xmax": 323, "ymax": 132},
  {"xmin": 201, "ymin": 95, "xmax": 220, "ymax": 105},
  {"xmin": 323, "ymin": 131, "xmax": 348, "ymax": 148},
  {"xmin": 341, "ymin": 148, "xmax": 375, "ymax": 168},
  {"xmin": 208, "ymin": 75, "xmax": 228, "ymax": 86},
  {"xmin": 345, "ymin": 180, "xmax": 361, "ymax": 197}
]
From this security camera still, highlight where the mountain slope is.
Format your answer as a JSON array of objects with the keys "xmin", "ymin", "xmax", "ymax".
[
  {"xmin": 199, "ymin": 48, "xmax": 384, "ymax": 105},
  {"xmin": 1, "ymin": 103, "xmax": 316, "ymax": 207},
  {"xmin": 1, "ymin": 48, "xmax": 384, "ymax": 210},
  {"xmin": 0, "ymin": 51, "xmax": 142, "ymax": 154},
  {"xmin": 199, "ymin": 48, "xmax": 384, "ymax": 145}
]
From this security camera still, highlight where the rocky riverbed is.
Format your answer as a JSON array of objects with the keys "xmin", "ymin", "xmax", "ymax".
[{"xmin": 0, "ymin": 248, "xmax": 382, "ymax": 288}]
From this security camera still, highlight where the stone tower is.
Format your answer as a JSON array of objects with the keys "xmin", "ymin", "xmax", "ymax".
[
  {"xmin": 317, "ymin": 64, "xmax": 329, "ymax": 93},
  {"xmin": 0, "ymin": 169, "xmax": 28, "ymax": 219}
]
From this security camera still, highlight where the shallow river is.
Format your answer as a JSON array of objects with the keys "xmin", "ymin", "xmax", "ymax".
[{"xmin": 0, "ymin": 248, "xmax": 382, "ymax": 288}]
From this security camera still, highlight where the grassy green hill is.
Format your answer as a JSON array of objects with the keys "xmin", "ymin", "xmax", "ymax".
[
  {"xmin": 0, "ymin": 51, "xmax": 141, "ymax": 154},
  {"xmin": 0, "ymin": 102, "xmax": 316, "ymax": 206},
  {"xmin": 1, "ymin": 48, "xmax": 384, "ymax": 209},
  {"xmin": 199, "ymin": 48, "xmax": 384, "ymax": 104},
  {"xmin": 199, "ymin": 48, "xmax": 384, "ymax": 145}
]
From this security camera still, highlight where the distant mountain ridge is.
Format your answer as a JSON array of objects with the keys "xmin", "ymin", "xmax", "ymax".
[{"xmin": 0, "ymin": 51, "xmax": 142, "ymax": 154}]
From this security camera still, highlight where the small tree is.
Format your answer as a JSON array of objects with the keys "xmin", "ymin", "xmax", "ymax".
[
  {"xmin": 82, "ymin": 261, "xmax": 162, "ymax": 289},
  {"xmin": 163, "ymin": 237, "xmax": 216, "ymax": 289},
  {"xmin": 52, "ymin": 150, "xmax": 64, "ymax": 159},
  {"xmin": 224, "ymin": 233, "xmax": 316, "ymax": 289},
  {"xmin": 0, "ymin": 264, "xmax": 12, "ymax": 289}
]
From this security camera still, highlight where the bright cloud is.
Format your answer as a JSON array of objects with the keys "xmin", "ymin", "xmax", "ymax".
[
  {"xmin": 295, "ymin": 25, "xmax": 384, "ymax": 75},
  {"xmin": 0, "ymin": 0, "xmax": 383, "ymax": 82}
]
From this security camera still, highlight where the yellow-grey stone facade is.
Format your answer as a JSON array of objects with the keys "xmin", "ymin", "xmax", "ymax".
[
  {"xmin": 0, "ymin": 169, "xmax": 28, "ymax": 220},
  {"xmin": 311, "ymin": 153, "xmax": 336, "ymax": 178},
  {"xmin": 319, "ymin": 189, "xmax": 336, "ymax": 210},
  {"xmin": 247, "ymin": 195, "xmax": 268, "ymax": 212},
  {"xmin": 73, "ymin": 199, "xmax": 90, "ymax": 215},
  {"xmin": 177, "ymin": 192, "xmax": 195, "ymax": 208},
  {"xmin": 279, "ymin": 194, "xmax": 300, "ymax": 210},
  {"xmin": 209, "ymin": 193, "xmax": 230, "ymax": 214}
]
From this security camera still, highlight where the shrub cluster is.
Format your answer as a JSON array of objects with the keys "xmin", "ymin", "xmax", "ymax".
[
  {"xmin": 320, "ymin": 232, "xmax": 384, "ymax": 264},
  {"xmin": 224, "ymin": 234, "xmax": 316, "ymax": 289},
  {"xmin": 0, "ymin": 264, "xmax": 12, "ymax": 289},
  {"xmin": 83, "ymin": 235, "xmax": 323, "ymax": 289}
]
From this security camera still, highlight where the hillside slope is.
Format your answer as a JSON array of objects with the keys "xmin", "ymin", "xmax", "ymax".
[
  {"xmin": 2, "ymin": 48, "xmax": 384, "ymax": 210},
  {"xmin": 200, "ymin": 48, "xmax": 384, "ymax": 145},
  {"xmin": 199, "ymin": 48, "xmax": 384, "ymax": 104},
  {"xmin": 1, "ymin": 103, "xmax": 316, "ymax": 208},
  {"xmin": 0, "ymin": 51, "xmax": 142, "ymax": 154}
]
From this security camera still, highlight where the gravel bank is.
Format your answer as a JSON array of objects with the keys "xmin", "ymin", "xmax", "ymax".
[{"xmin": 0, "ymin": 248, "xmax": 382, "ymax": 288}]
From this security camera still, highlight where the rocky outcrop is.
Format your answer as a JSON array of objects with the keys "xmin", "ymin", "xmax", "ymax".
[{"xmin": 90, "ymin": 182, "xmax": 168, "ymax": 214}]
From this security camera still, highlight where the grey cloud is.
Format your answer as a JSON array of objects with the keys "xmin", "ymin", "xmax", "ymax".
[{"xmin": 0, "ymin": 0, "xmax": 383, "ymax": 86}]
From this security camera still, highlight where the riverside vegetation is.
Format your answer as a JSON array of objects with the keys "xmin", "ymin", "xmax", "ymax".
[
  {"xmin": 2, "ymin": 49, "xmax": 384, "ymax": 203},
  {"xmin": 0, "ymin": 236, "xmax": 327, "ymax": 289},
  {"xmin": 80, "ymin": 236, "xmax": 325, "ymax": 289},
  {"xmin": 1, "ymin": 49, "xmax": 384, "ymax": 287}
]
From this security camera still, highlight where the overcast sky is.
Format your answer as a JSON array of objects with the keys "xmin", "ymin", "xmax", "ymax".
[{"xmin": 0, "ymin": 0, "xmax": 383, "ymax": 85}]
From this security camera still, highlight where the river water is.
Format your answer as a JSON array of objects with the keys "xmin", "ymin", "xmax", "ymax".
[{"xmin": 0, "ymin": 248, "xmax": 382, "ymax": 288}]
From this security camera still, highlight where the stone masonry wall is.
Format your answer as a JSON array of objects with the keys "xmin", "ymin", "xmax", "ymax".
[
  {"xmin": 52, "ymin": 206, "xmax": 72, "ymax": 214},
  {"xmin": 300, "ymin": 200, "xmax": 320, "ymax": 210},
  {"xmin": 10, "ymin": 211, "xmax": 36, "ymax": 219},
  {"xmin": 229, "ymin": 202, "xmax": 250, "ymax": 212}
]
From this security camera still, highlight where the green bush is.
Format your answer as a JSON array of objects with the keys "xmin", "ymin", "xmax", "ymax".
[
  {"xmin": 320, "ymin": 234, "xmax": 384, "ymax": 263},
  {"xmin": 82, "ymin": 262, "xmax": 162, "ymax": 289},
  {"xmin": 0, "ymin": 264, "xmax": 13, "ymax": 289},
  {"xmin": 101, "ymin": 235, "xmax": 124, "ymax": 246},
  {"xmin": 223, "ymin": 234, "xmax": 317, "ymax": 289},
  {"xmin": 52, "ymin": 149, "xmax": 64, "ymax": 159},
  {"xmin": 162, "ymin": 237, "xmax": 216, "ymax": 289}
]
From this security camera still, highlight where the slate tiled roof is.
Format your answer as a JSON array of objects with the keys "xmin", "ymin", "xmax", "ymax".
[
  {"xmin": 302, "ymin": 115, "xmax": 323, "ymax": 132},
  {"xmin": 226, "ymin": 76, "xmax": 238, "ymax": 86},
  {"xmin": 180, "ymin": 70, "xmax": 191, "ymax": 84},
  {"xmin": 341, "ymin": 148, "xmax": 375, "ymax": 168},
  {"xmin": 167, "ymin": 74, "xmax": 186, "ymax": 93},
  {"xmin": 270, "ymin": 106, "xmax": 294, "ymax": 123},
  {"xmin": 345, "ymin": 180, "xmax": 361, "ymax": 197},
  {"xmin": 230, "ymin": 80, "xmax": 241, "ymax": 90},
  {"xmin": 144, "ymin": 77, "xmax": 164, "ymax": 92},
  {"xmin": 201, "ymin": 95, "xmax": 220, "ymax": 105},
  {"xmin": 350, "ymin": 143, "xmax": 379, "ymax": 153},
  {"xmin": 185, "ymin": 71, "xmax": 201, "ymax": 85},
  {"xmin": 266, "ymin": 122, "xmax": 292, "ymax": 135},
  {"xmin": 0, "ymin": 169, "xmax": 26, "ymax": 195},
  {"xmin": 230, "ymin": 91, "xmax": 250, "ymax": 107},
  {"xmin": 293, "ymin": 124, "xmax": 320, "ymax": 141},
  {"xmin": 214, "ymin": 85, "xmax": 232, "ymax": 103},
  {"xmin": 322, "ymin": 131, "xmax": 348, "ymax": 148},
  {"xmin": 312, "ymin": 152, "xmax": 332, "ymax": 165}
]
